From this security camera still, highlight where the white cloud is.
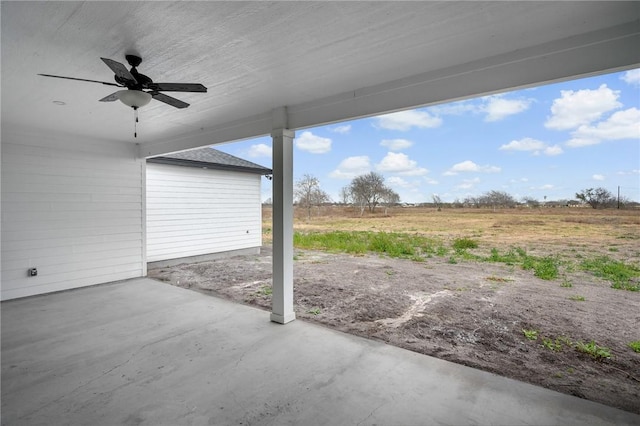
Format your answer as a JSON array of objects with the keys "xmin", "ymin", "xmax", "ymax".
[
  {"xmin": 295, "ymin": 131, "xmax": 332, "ymax": 154},
  {"xmin": 429, "ymin": 100, "xmax": 477, "ymax": 116},
  {"xmin": 374, "ymin": 109, "xmax": 442, "ymax": 131},
  {"xmin": 387, "ymin": 176, "xmax": 411, "ymax": 188},
  {"xmin": 545, "ymin": 84, "xmax": 622, "ymax": 130},
  {"xmin": 380, "ymin": 138, "xmax": 413, "ymax": 151},
  {"xmin": 621, "ymin": 69, "xmax": 640, "ymax": 87},
  {"xmin": 499, "ymin": 138, "xmax": 563, "ymax": 156},
  {"xmin": 430, "ymin": 96, "xmax": 531, "ymax": 121},
  {"xmin": 329, "ymin": 156, "xmax": 371, "ymax": 179},
  {"xmin": 592, "ymin": 174, "xmax": 605, "ymax": 181},
  {"xmin": 455, "ymin": 177, "xmax": 480, "ymax": 189},
  {"xmin": 566, "ymin": 107, "xmax": 640, "ymax": 147},
  {"xmin": 331, "ymin": 124, "xmax": 351, "ymax": 134},
  {"xmin": 500, "ymin": 138, "xmax": 546, "ymax": 152},
  {"xmin": 483, "ymin": 96, "xmax": 531, "ymax": 122},
  {"xmin": 423, "ymin": 177, "xmax": 439, "ymax": 185},
  {"xmin": 543, "ymin": 145, "xmax": 564, "ymax": 156},
  {"xmin": 617, "ymin": 169, "xmax": 640, "ymax": 175},
  {"xmin": 375, "ymin": 152, "xmax": 428, "ymax": 176},
  {"xmin": 247, "ymin": 143, "xmax": 271, "ymax": 158},
  {"xmin": 444, "ymin": 160, "xmax": 501, "ymax": 175},
  {"xmin": 530, "ymin": 184, "xmax": 555, "ymax": 191}
]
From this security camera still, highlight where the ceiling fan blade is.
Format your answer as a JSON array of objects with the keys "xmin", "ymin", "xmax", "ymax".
[
  {"xmin": 38, "ymin": 74, "xmax": 122, "ymax": 87},
  {"xmin": 151, "ymin": 92, "xmax": 190, "ymax": 109},
  {"xmin": 149, "ymin": 82, "xmax": 207, "ymax": 92},
  {"xmin": 100, "ymin": 57, "xmax": 137, "ymax": 84},
  {"xmin": 99, "ymin": 92, "xmax": 120, "ymax": 102}
]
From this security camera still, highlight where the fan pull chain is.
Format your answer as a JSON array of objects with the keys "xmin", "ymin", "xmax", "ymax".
[{"xmin": 133, "ymin": 106, "xmax": 139, "ymax": 138}]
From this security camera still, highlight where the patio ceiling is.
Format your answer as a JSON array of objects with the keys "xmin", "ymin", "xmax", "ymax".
[{"xmin": 2, "ymin": 2, "xmax": 639, "ymax": 155}]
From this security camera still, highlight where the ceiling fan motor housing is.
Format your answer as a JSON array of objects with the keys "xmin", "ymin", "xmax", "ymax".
[{"xmin": 125, "ymin": 54, "xmax": 143, "ymax": 68}]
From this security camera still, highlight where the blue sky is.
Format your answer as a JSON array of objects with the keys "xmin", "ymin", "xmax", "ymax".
[{"xmin": 217, "ymin": 69, "xmax": 640, "ymax": 204}]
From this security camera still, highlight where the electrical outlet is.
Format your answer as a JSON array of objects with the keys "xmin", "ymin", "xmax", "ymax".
[{"xmin": 28, "ymin": 268, "xmax": 38, "ymax": 277}]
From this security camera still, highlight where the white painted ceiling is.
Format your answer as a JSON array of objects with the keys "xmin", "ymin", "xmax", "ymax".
[{"xmin": 2, "ymin": 1, "xmax": 639, "ymax": 154}]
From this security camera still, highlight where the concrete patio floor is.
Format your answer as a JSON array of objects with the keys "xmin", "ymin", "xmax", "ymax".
[{"xmin": 2, "ymin": 278, "xmax": 639, "ymax": 426}]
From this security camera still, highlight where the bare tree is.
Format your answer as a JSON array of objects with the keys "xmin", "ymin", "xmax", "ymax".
[
  {"xmin": 380, "ymin": 187, "xmax": 401, "ymax": 215},
  {"xmin": 463, "ymin": 196, "xmax": 480, "ymax": 208},
  {"xmin": 521, "ymin": 196, "xmax": 540, "ymax": 208},
  {"xmin": 294, "ymin": 174, "xmax": 331, "ymax": 219},
  {"xmin": 339, "ymin": 186, "xmax": 351, "ymax": 205},
  {"xmin": 345, "ymin": 172, "xmax": 397, "ymax": 214},
  {"xmin": 482, "ymin": 190, "xmax": 517, "ymax": 208},
  {"xmin": 432, "ymin": 194, "xmax": 443, "ymax": 211},
  {"xmin": 464, "ymin": 191, "xmax": 516, "ymax": 209},
  {"xmin": 575, "ymin": 187, "xmax": 615, "ymax": 209}
]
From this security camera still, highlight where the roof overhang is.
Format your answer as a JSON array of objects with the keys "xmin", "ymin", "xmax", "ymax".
[{"xmin": 2, "ymin": 2, "xmax": 638, "ymax": 157}]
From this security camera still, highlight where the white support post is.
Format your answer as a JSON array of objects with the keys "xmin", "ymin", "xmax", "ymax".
[{"xmin": 270, "ymin": 127, "xmax": 296, "ymax": 324}]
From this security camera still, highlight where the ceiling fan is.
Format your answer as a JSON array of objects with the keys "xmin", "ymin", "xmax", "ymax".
[
  {"xmin": 39, "ymin": 54, "xmax": 207, "ymax": 137},
  {"xmin": 39, "ymin": 54, "xmax": 207, "ymax": 110}
]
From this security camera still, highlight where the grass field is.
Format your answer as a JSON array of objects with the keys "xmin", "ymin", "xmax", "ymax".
[{"xmin": 263, "ymin": 205, "xmax": 640, "ymax": 290}]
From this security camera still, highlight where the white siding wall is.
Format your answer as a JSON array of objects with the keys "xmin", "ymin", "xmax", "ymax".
[
  {"xmin": 1, "ymin": 129, "xmax": 145, "ymax": 300},
  {"xmin": 146, "ymin": 163, "xmax": 262, "ymax": 262}
]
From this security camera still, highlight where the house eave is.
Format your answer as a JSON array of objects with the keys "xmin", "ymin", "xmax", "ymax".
[{"xmin": 147, "ymin": 157, "xmax": 272, "ymax": 175}]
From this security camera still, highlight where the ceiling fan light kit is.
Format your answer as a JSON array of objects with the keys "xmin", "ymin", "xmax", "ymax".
[
  {"xmin": 117, "ymin": 90, "xmax": 152, "ymax": 108},
  {"xmin": 39, "ymin": 54, "xmax": 207, "ymax": 138}
]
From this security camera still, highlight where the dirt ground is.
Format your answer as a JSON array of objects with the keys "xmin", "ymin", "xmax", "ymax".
[{"xmin": 149, "ymin": 245, "xmax": 640, "ymax": 415}]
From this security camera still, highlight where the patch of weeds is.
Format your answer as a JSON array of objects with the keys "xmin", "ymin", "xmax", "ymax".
[
  {"xmin": 531, "ymin": 257, "xmax": 559, "ymax": 280},
  {"xmin": 307, "ymin": 307, "xmax": 321, "ymax": 315},
  {"xmin": 487, "ymin": 247, "xmax": 522, "ymax": 265},
  {"xmin": 617, "ymin": 234, "xmax": 640, "ymax": 240},
  {"xmin": 293, "ymin": 231, "xmax": 368, "ymax": 254},
  {"xmin": 448, "ymin": 257, "xmax": 458, "ymax": 264},
  {"xmin": 568, "ymin": 295, "xmax": 586, "ymax": 302},
  {"xmin": 567, "ymin": 367, "xmax": 575, "ymax": 374},
  {"xmin": 294, "ymin": 231, "xmax": 444, "ymax": 261},
  {"xmin": 485, "ymin": 276, "xmax": 513, "ymax": 283},
  {"xmin": 560, "ymin": 278, "xmax": 573, "ymax": 288},
  {"xmin": 542, "ymin": 337, "xmax": 563, "ymax": 352},
  {"xmin": 557, "ymin": 335, "xmax": 573, "ymax": 346},
  {"xmin": 256, "ymin": 285, "xmax": 272, "ymax": 296},
  {"xmin": 369, "ymin": 232, "xmax": 415, "ymax": 257},
  {"xmin": 483, "ymin": 247, "xmax": 559, "ymax": 280},
  {"xmin": 628, "ymin": 340, "xmax": 640, "ymax": 353},
  {"xmin": 553, "ymin": 372, "xmax": 563, "ymax": 378},
  {"xmin": 608, "ymin": 247, "xmax": 619, "ymax": 252},
  {"xmin": 452, "ymin": 238, "xmax": 478, "ymax": 250},
  {"xmin": 384, "ymin": 269, "xmax": 395, "ymax": 276},
  {"xmin": 580, "ymin": 255, "xmax": 640, "ymax": 291},
  {"xmin": 522, "ymin": 329, "xmax": 538, "ymax": 341},
  {"xmin": 575, "ymin": 340, "xmax": 612, "ymax": 361},
  {"xmin": 435, "ymin": 245, "xmax": 448, "ymax": 257}
]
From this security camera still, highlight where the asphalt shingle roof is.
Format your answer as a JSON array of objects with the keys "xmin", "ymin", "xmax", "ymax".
[{"xmin": 148, "ymin": 147, "xmax": 272, "ymax": 175}]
